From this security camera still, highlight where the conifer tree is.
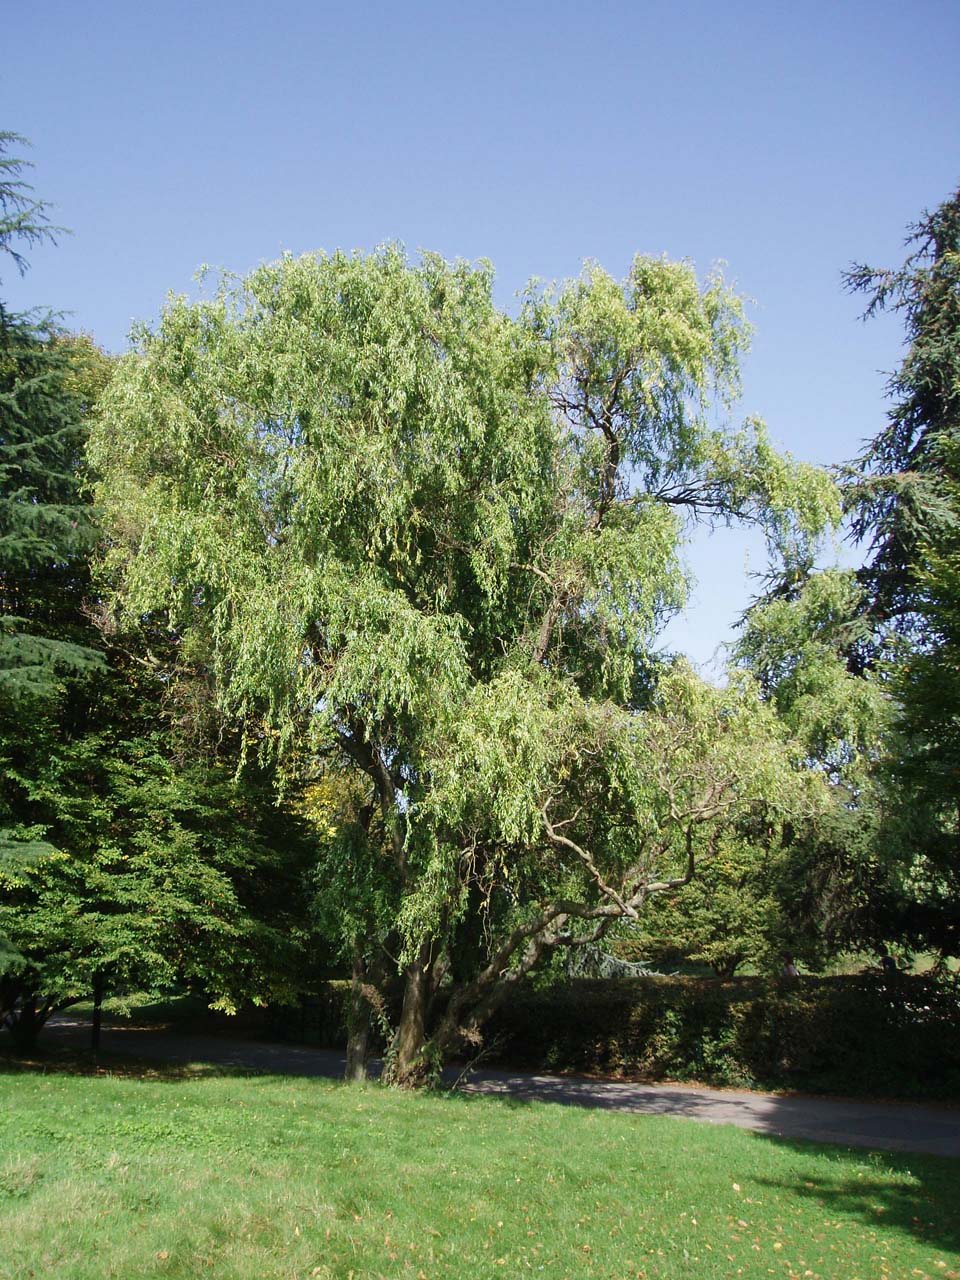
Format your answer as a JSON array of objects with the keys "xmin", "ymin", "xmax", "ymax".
[
  {"xmin": 0, "ymin": 132, "xmax": 102, "ymax": 699},
  {"xmin": 846, "ymin": 187, "xmax": 960, "ymax": 628},
  {"xmin": 845, "ymin": 188, "xmax": 960, "ymax": 959}
]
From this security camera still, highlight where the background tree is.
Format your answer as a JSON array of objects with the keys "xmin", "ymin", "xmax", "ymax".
[
  {"xmin": 842, "ymin": 188, "xmax": 960, "ymax": 962},
  {"xmin": 636, "ymin": 830, "xmax": 796, "ymax": 978},
  {"xmin": 0, "ymin": 132, "xmax": 116, "ymax": 1027},
  {"xmin": 0, "ymin": 135, "xmax": 104, "ymax": 703},
  {"xmin": 639, "ymin": 574, "xmax": 893, "ymax": 978},
  {"xmin": 0, "ymin": 648, "xmax": 319, "ymax": 1049},
  {"xmin": 846, "ymin": 187, "xmax": 960, "ymax": 631},
  {"xmin": 0, "ymin": 135, "xmax": 321, "ymax": 1050},
  {"xmin": 727, "ymin": 189, "xmax": 960, "ymax": 969},
  {"xmin": 91, "ymin": 246, "xmax": 837, "ymax": 1083},
  {"xmin": 0, "ymin": 132, "xmax": 63, "ymax": 300},
  {"xmin": 0, "ymin": 134, "xmax": 111, "ymax": 925},
  {"xmin": 732, "ymin": 567, "xmax": 894, "ymax": 963}
]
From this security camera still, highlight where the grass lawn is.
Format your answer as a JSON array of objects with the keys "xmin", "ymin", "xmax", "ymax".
[{"xmin": 1, "ymin": 1063, "xmax": 957, "ymax": 1280}]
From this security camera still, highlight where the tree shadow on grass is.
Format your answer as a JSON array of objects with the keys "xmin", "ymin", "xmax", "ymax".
[
  {"xmin": 450, "ymin": 1087, "xmax": 960, "ymax": 1261},
  {"xmin": 0, "ymin": 1042, "xmax": 252, "ymax": 1081},
  {"xmin": 750, "ymin": 1136, "xmax": 960, "ymax": 1263},
  {"xmin": 6, "ymin": 1029, "xmax": 960, "ymax": 1262},
  {"xmin": 5, "ymin": 1016, "xmax": 352, "ymax": 1082}
]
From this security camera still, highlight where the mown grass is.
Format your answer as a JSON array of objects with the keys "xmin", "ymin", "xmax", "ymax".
[{"xmin": 1, "ymin": 1065, "xmax": 958, "ymax": 1280}]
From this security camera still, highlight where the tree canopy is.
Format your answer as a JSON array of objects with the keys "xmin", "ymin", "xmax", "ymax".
[
  {"xmin": 91, "ymin": 245, "xmax": 837, "ymax": 1081},
  {"xmin": 0, "ymin": 136, "xmax": 322, "ymax": 1049},
  {"xmin": 17, "ymin": 132, "xmax": 960, "ymax": 1085},
  {"xmin": 0, "ymin": 134, "xmax": 104, "ymax": 701},
  {"xmin": 844, "ymin": 188, "xmax": 960, "ymax": 959},
  {"xmin": 730, "ymin": 186, "xmax": 960, "ymax": 969},
  {"xmin": 846, "ymin": 187, "xmax": 960, "ymax": 629}
]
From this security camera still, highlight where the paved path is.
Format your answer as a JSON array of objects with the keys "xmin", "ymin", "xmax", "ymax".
[{"xmin": 42, "ymin": 1015, "xmax": 960, "ymax": 1160}]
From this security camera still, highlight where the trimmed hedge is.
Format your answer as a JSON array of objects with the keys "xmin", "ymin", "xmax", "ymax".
[
  {"xmin": 273, "ymin": 973, "xmax": 959, "ymax": 1099},
  {"xmin": 481, "ymin": 974, "xmax": 960, "ymax": 1099}
]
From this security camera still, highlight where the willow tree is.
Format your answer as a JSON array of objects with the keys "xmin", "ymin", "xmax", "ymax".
[{"xmin": 91, "ymin": 246, "xmax": 836, "ymax": 1083}]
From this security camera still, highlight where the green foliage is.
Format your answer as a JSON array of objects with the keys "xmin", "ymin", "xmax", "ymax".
[
  {"xmin": 0, "ymin": 135, "xmax": 104, "ymax": 701},
  {"xmin": 0, "ymin": 132, "xmax": 64, "ymax": 291},
  {"xmin": 525, "ymin": 256, "xmax": 837, "ymax": 566},
  {"xmin": 0, "ymin": 654, "xmax": 319, "ymax": 1045},
  {"xmin": 846, "ymin": 186, "xmax": 960, "ymax": 626},
  {"xmin": 91, "ymin": 244, "xmax": 838, "ymax": 1079},
  {"xmin": 639, "ymin": 569, "xmax": 891, "ymax": 977},
  {"xmin": 485, "ymin": 974, "xmax": 960, "ymax": 1098},
  {"xmin": 0, "ymin": 138, "xmax": 329, "ymax": 1049},
  {"xmin": 635, "ymin": 833, "xmax": 791, "ymax": 977},
  {"xmin": 736, "ymin": 569, "xmax": 889, "ymax": 771},
  {"xmin": 0, "ymin": 316, "xmax": 106, "ymax": 703},
  {"xmin": 0, "ymin": 135, "xmax": 116, "ymax": 1022},
  {"xmin": 837, "ymin": 188, "xmax": 960, "ymax": 960}
]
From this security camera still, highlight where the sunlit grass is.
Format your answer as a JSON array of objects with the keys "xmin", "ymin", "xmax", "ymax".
[{"xmin": 1, "ymin": 1068, "xmax": 957, "ymax": 1279}]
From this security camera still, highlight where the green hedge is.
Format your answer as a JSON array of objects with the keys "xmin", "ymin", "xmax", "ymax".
[
  {"xmin": 270, "ymin": 973, "xmax": 959, "ymax": 1099},
  {"xmin": 481, "ymin": 975, "xmax": 960, "ymax": 1099}
]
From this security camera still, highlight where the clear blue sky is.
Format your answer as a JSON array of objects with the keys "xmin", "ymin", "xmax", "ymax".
[{"xmin": 4, "ymin": 0, "xmax": 958, "ymax": 668}]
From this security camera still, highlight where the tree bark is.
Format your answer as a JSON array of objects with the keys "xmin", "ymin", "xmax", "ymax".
[
  {"xmin": 344, "ymin": 949, "xmax": 371, "ymax": 1083},
  {"xmin": 387, "ymin": 956, "xmax": 431, "ymax": 1086},
  {"xmin": 91, "ymin": 975, "xmax": 104, "ymax": 1057},
  {"xmin": 9, "ymin": 996, "xmax": 48, "ymax": 1054}
]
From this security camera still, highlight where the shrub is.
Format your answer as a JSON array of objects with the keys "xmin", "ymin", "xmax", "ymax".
[{"xmin": 482, "ymin": 974, "xmax": 960, "ymax": 1099}]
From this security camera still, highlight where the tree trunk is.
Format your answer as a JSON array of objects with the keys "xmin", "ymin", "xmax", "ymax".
[
  {"xmin": 345, "ymin": 1022, "xmax": 369, "ymax": 1082},
  {"xmin": 344, "ymin": 951, "xmax": 370, "ymax": 1083},
  {"xmin": 91, "ymin": 975, "xmax": 104, "ymax": 1057},
  {"xmin": 9, "ymin": 996, "xmax": 46, "ymax": 1054},
  {"xmin": 431, "ymin": 978, "xmax": 507, "ymax": 1068},
  {"xmin": 387, "ymin": 958, "xmax": 430, "ymax": 1086}
]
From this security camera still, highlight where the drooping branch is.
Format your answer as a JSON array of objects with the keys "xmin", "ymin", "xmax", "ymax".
[
  {"xmin": 542, "ymin": 803, "xmax": 639, "ymax": 919},
  {"xmin": 532, "ymin": 593, "xmax": 564, "ymax": 664},
  {"xmin": 642, "ymin": 824, "xmax": 697, "ymax": 895},
  {"xmin": 336, "ymin": 724, "xmax": 406, "ymax": 865},
  {"xmin": 649, "ymin": 480, "xmax": 768, "ymax": 524}
]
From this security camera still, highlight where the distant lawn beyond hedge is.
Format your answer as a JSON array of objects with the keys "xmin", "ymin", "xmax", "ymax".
[{"xmin": 2, "ymin": 1068, "xmax": 958, "ymax": 1280}]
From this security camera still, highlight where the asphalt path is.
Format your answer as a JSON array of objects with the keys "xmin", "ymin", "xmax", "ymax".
[{"xmin": 41, "ymin": 1015, "xmax": 960, "ymax": 1159}]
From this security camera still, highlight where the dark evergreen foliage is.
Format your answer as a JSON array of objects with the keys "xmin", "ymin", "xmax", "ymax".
[
  {"xmin": 845, "ymin": 187, "xmax": 960, "ymax": 627},
  {"xmin": 0, "ymin": 652, "xmax": 320, "ymax": 1049},
  {"xmin": 0, "ymin": 136, "xmax": 323, "ymax": 1048},
  {"xmin": 0, "ymin": 131, "xmax": 63, "ymax": 299},
  {"xmin": 0, "ymin": 133, "xmax": 102, "ymax": 698},
  {"xmin": 841, "ymin": 187, "xmax": 960, "ymax": 959}
]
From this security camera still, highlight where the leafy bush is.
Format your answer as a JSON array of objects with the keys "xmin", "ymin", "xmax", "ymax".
[
  {"xmin": 481, "ymin": 974, "xmax": 960, "ymax": 1099},
  {"xmin": 268, "ymin": 973, "xmax": 959, "ymax": 1099}
]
